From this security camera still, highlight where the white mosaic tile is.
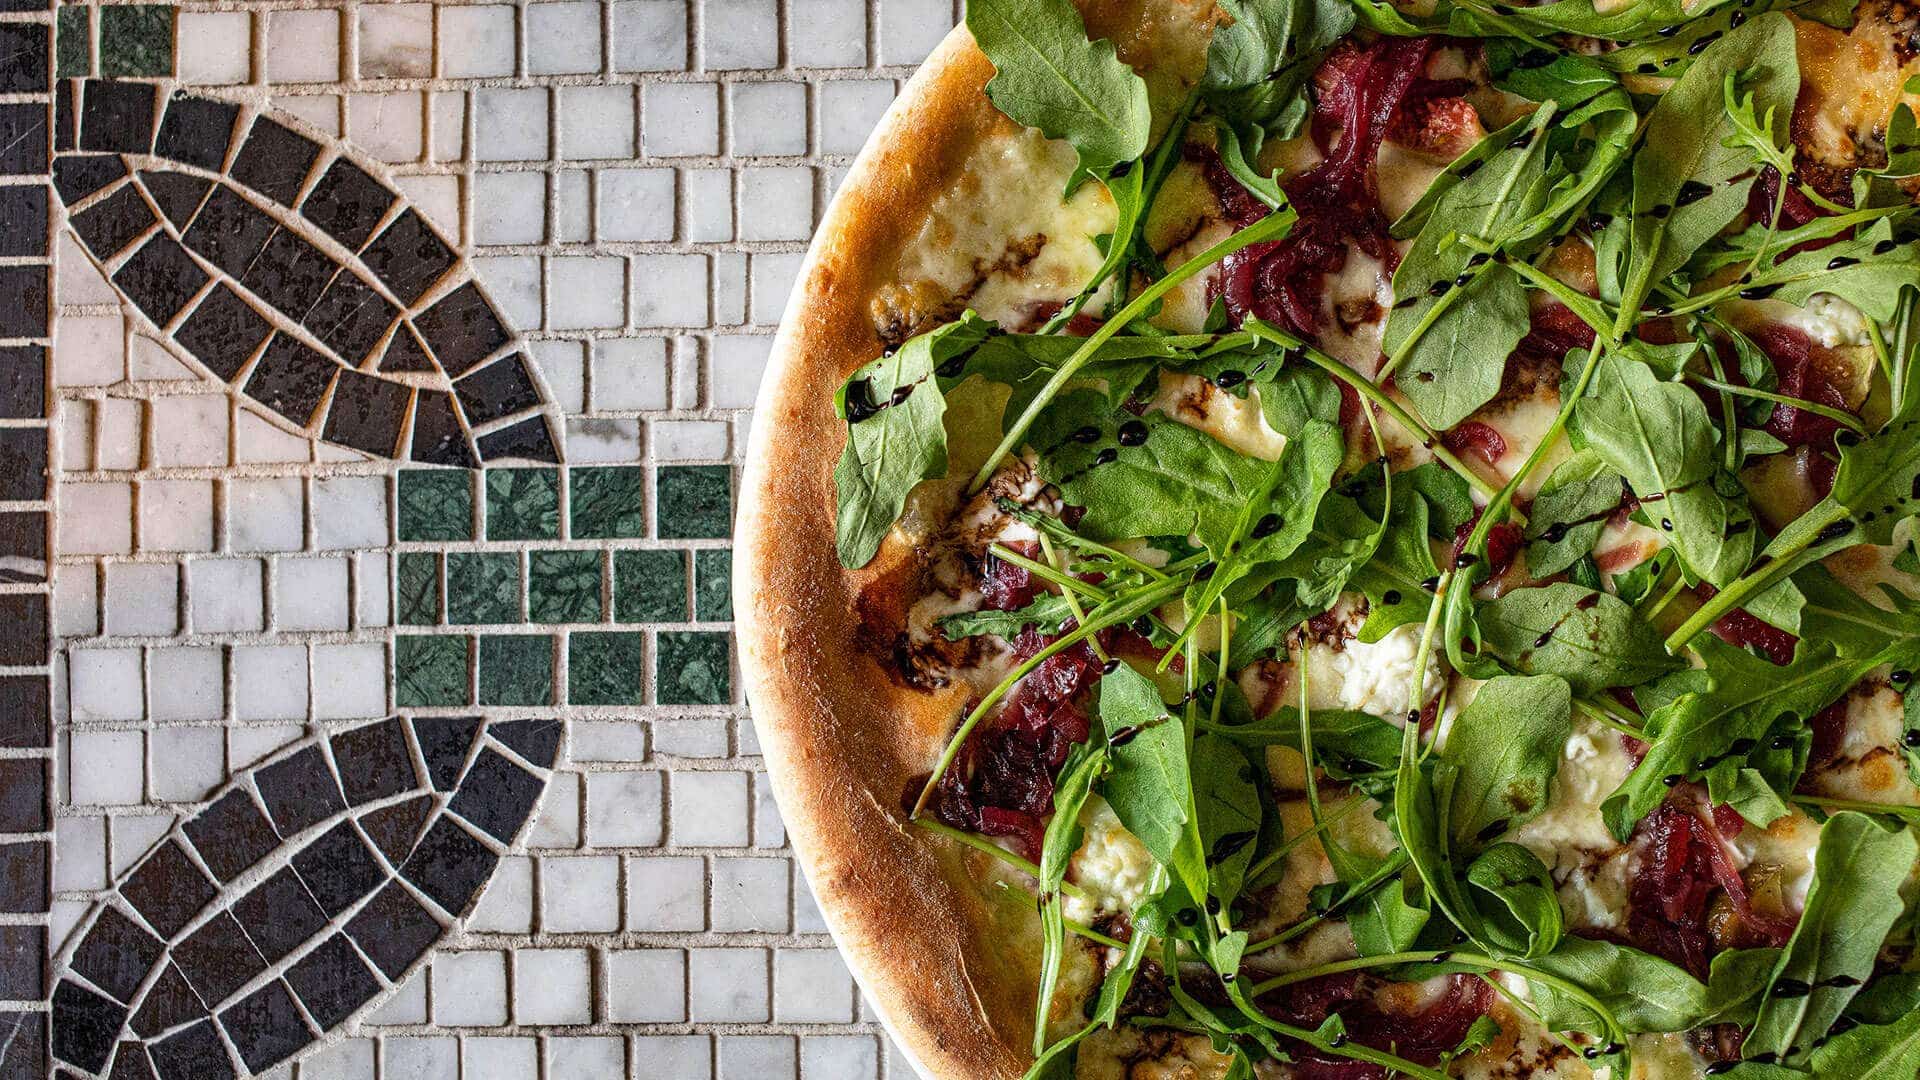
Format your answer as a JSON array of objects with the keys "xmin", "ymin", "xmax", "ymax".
[
  {"xmin": 147, "ymin": 646, "xmax": 223, "ymax": 721},
  {"xmin": 382, "ymin": 1036, "xmax": 459, "ymax": 1079},
  {"xmin": 177, "ymin": 11, "xmax": 253, "ymax": 84},
  {"xmin": 643, "ymin": 83, "xmax": 721, "ymax": 157},
  {"xmin": 704, "ymin": 0, "xmax": 780, "ymax": 70},
  {"xmin": 103, "ymin": 562, "xmax": 178, "ymax": 637},
  {"xmin": 563, "ymin": 85, "xmax": 639, "ymax": 160},
  {"xmin": 476, "ymin": 88, "xmax": 552, "ymax": 162},
  {"xmin": 599, "ymin": 167, "xmax": 676, "ymax": 242},
  {"xmin": 267, "ymin": 9, "xmax": 344, "ymax": 83},
  {"xmin": 607, "ymin": 948, "xmax": 687, "ymax": 1023},
  {"xmin": 433, "ymin": 950, "xmax": 511, "ymax": 1026},
  {"xmin": 627, "ymin": 854, "xmax": 704, "ymax": 931},
  {"xmin": 463, "ymin": 1036, "xmax": 538, "ymax": 1080},
  {"xmin": 690, "ymin": 948, "xmax": 770, "ymax": 1023},
  {"xmin": 549, "ymin": 1036, "xmax": 626, "ymax": 1079},
  {"xmin": 474, "ymin": 171, "xmax": 548, "ymax": 246},
  {"xmin": 710, "ymin": 856, "xmax": 788, "ymax": 932},
  {"xmin": 634, "ymin": 1036, "xmax": 712, "ymax": 1080},
  {"xmin": 731, "ymin": 83, "xmax": 809, "ymax": 156},
  {"xmin": 527, "ymin": 1, "xmax": 605, "ymax": 75},
  {"xmin": 540, "ymin": 853, "xmax": 621, "ymax": 932},
  {"xmin": 717, "ymin": 1035, "xmax": 795, "ymax": 1078},
  {"xmin": 358, "ymin": 3, "xmax": 436, "ymax": 79}
]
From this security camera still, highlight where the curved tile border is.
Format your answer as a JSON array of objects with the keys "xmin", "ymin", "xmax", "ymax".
[
  {"xmin": 52, "ymin": 81, "xmax": 563, "ymax": 467},
  {"xmin": 50, "ymin": 715, "xmax": 560, "ymax": 1078}
]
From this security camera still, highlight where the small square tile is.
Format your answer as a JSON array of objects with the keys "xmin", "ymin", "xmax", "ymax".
[
  {"xmin": 880, "ymin": 0, "xmax": 955, "ymax": 65},
  {"xmin": 630, "ymin": 253, "xmax": 708, "ymax": 328},
  {"xmin": 614, "ymin": 550, "xmax": 687, "ymax": 622},
  {"xmin": 550, "ymin": 1036, "xmax": 625, "ymax": 1079},
  {"xmin": 643, "ymin": 83, "xmax": 719, "ymax": 157},
  {"xmin": 447, "ymin": 552, "xmax": 519, "ymax": 624},
  {"xmin": 69, "ymin": 648, "xmax": 140, "ymax": 723},
  {"xmin": 150, "ymin": 395, "xmax": 229, "ymax": 468},
  {"xmin": 695, "ymin": 549, "xmax": 732, "ymax": 621},
  {"xmin": 802, "ymin": 1036, "xmax": 880, "ymax": 1080},
  {"xmin": 569, "ymin": 632, "xmax": 641, "ymax": 705},
  {"xmin": 469, "ymin": 854, "xmax": 533, "ymax": 933},
  {"xmin": 539, "ymin": 855, "xmax": 620, "ymax": 933},
  {"xmin": 682, "ymin": 167, "xmax": 733, "ymax": 242},
  {"xmin": 275, "ymin": 557, "xmax": 350, "ymax": 632},
  {"xmin": 529, "ymin": 770, "xmax": 581, "ymax": 848},
  {"xmin": 739, "ymin": 167, "xmax": 814, "ymax": 241},
  {"xmin": 59, "ymin": 484, "xmax": 133, "ymax": 556},
  {"xmin": 100, "ymin": 5, "xmax": 173, "ymax": 78},
  {"xmin": 670, "ymin": 770, "xmax": 748, "ymax": 846},
  {"xmin": 228, "ymin": 477, "xmax": 304, "ymax": 553},
  {"xmin": 148, "ymin": 646, "xmax": 222, "ymax": 722},
  {"xmin": 528, "ymin": 2, "xmax": 603, "ymax": 75},
  {"xmin": 268, "ymin": 9, "xmax": 340, "ymax": 82},
  {"xmin": 569, "ymin": 466, "xmax": 644, "ymax": 539},
  {"xmin": 357, "ymin": 3, "xmax": 433, "ymax": 78},
  {"xmin": 232, "ymin": 644, "xmax": 308, "ymax": 720},
  {"xmin": 614, "ymin": 0, "xmax": 686, "ymax": 71},
  {"xmin": 474, "ymin": 171, "xmax": 546, "ymax": 246},
  {"xmin": 820, "ymin": 80, "xmax": 895, "ymax": 155},
  {"xmin": 464, "ymin": 1036, "xmax": 537, "ymax": 1080},
  {"xmin": 561, "ymin": 84, "xmax": 635, "ymax": 160},
  {"xmin": 478, "ymin": 634, "xmax": 553, "ymax": 706},
  {"xmin": 103, "ymin": 562, "xmax": 177, "ymax": 636},
  {"xmin": 774, "ymin": 949, "xmax": 855, "ymax": 1022},
  {"xmin": 396, "ymin": 634, "xmax": 469, "ymax": 707},
  {"xmin": 313, "ymin": 476, "xmax": 388, "ymax": 549},
  {"xmin": 486, "ymin": 469, "xmax": 560, "ymax": 541},
  {"xmin": 656, "ymin": 465, "xmax": 731, "ymax": 539},
  {"xmin": 690, "ymin": 949, "xmax": 769, "ymax": 1023},
  {"xmin": 712, "ymin": 857, "xmax": 788, "ymax": 932},
  {"xmin": 177, "ymin": 12, "xmax": 251, "ymax": 84},
  {"xmin": 703, "ymin": 0, "xmax": 776, "ymax": 69},
  {"xmin": 347, "ymin": 90, "xmax": 425, "ymax": 162},
  {"xmin": 656, "ymin": 630, "xmax": 730, "ymax": 705},
  {"xmin": 598, "ymin": 168, "xmax": 674, "ymax": 242},
  {"xmin": 513, "ymin": 948, "xmax": 591, "ymax": 1024},
  {"xmin": 624, "ymin": 854, "xmax": 701, "ymax": 931},
  {"xmin": 606, "ymin": 949, "xmax": 685, "ymax": 1022},
  {"xmin": 729, "ymin": 83, "xmax": 806, "ymax": 155},
  {"xmin": 432, "ymin": 950, "xmax": 507, "ymax": 1026},
  {"xmin": 440, "ymin": 5, "xmax": 517, "ymax": 77},
  {"xmin": 396, "ymin": 552, "xmax": 440, "ymax": 626},
  {"xmin": 549, "ymin": 256, "xmax": 627, "ymax": 333},
  {"xmin": 475, "ymin": 88, "xmax": 549, "ymax": 162},
  {"xmin": 67, "ymin": 731, "xmax": 137, "ymax": 805},
  {"xmin": 584, "ymin": 770, "xmax": 661, "ymax": 847},
  {"xmin": 313, "ymin": 642, "xmax": 386, "ymax": 719},
  {"xmin": 398, "ymin": 471, "xmax": 473, "ymax": 542},
  {"xmin": 790, "ymin": 0, "xmax": 867, "ymax": 67}
]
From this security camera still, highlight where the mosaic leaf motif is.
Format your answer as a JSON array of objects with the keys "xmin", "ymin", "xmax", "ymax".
[
  {"xmin": 49, "ymin": 715, "xmax": 561, "ymax": 1078},
  {"xmin": 53, "ymin": 81, "xmax": 564, "ymax": 467}
]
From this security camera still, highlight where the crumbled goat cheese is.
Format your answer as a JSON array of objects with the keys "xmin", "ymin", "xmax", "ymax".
[{"xmin": 1782, "ymin": 293, "xmax": 1874, "ymax": 348}]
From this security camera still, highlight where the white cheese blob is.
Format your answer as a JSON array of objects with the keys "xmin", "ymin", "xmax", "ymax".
[
  {"xmin": 1064, "ymin": 798, "xmax": 1155, "ymax": 923},
  {"xmin": 1777, "ymin": 292, "xmax": 1875, "ymax": 348}
]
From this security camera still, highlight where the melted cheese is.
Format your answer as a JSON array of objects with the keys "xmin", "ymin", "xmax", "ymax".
[{"xmin": 1066, "ymin": 799, "xmax": 1158, "ymax": 922}]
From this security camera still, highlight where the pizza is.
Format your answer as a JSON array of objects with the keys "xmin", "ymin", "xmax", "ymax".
[{"xmin": 737, "ymin": 0, "xmax": 1920, "ymax": 1077}]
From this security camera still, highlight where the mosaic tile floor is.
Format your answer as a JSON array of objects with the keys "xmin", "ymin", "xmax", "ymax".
[{"xmin": 0, "ymin": 1, "xmax": 953, "ymax": 1075}]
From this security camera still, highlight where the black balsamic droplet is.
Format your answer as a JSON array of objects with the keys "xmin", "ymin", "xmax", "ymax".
[
  {"xmin": 1214, "ymin": 369, "xmax": 1247, "ymax": 390},
  {"xmin": 1252, "ymin": 513, "xmax": 1283, "ymax": 539},
  {"xmin": 1071, "ymin": 425, "xmax": 1101, "ymax": 444},
  {"xmin": 1116, "ymin": 420, "xmax": 1149, "ymax": 447},
  {"xmin": 1676, "ymin": 180, "xmax": 1714, "ymax": 206},
  {"xmin": 1382, "ymin": 590, "xmax": 1402, "ymax": 605},
  {"xmin": 1094, "ymin": 448, "xmax": 1118, "ymax": 467}
]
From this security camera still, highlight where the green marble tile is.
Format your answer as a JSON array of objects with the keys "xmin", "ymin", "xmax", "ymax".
[
  {"xmin": 569, "ymin": 632, "xmax": 642, "ymax": 706},
  {"xmin": 656, "ymin": 466, "xmax": 731, "ymax": 540},
  {"xmin": 396, "ymin": 635, "xmax": 468, "ymax": 707},
  {"xmin": 55, "ymin": 8, "xmax": 90, "ymax": 79},
  {"xmin": 487, "ymin": 469, "xmax": 560, "ymax": 541},
  {"xmin": 396, "ymin": 553, "xmax": 440, "ymax": 626},
  {"xmin": 99, "ymin": 5, "xmax": 173, "ymax": 78},
  {"xmin": 655, "ymin": 631, "xmax": 730, "ymax": 705},
  {"xmin": 613, "ymin": 549, "xmax": 687, "ymax": 622},
  {"xmin": 695, "ymin": 549, "xmax": 732, "ymax": 622},
  {"xmin": 569, "ymin": 466, "xmax": 645, "ymax": 539},
  {"xmin": 529, "ymin": 550, "xmax": 603, "ymax": 623},
  {"xmin": 398, "ymin": 470, "xmax": 473, "ymax": 542},
  {"xmin": 447, "ymin": 552, "xmax": 520, "ymax": 625},
  {"xmin": 479, "ymin": 634, "xmax": 554, "ymax": 706}
]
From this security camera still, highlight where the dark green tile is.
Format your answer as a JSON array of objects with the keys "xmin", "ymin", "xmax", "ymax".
[
  {"xmin": 529, "ymin": 550, "xmax": 602, "ymax": 623},
  {"xmin": 56, "ymin": 8, "xmax": 89, "ymax": 79},
  {"xmin": 398, "ymin": 470, "xmax": 473, "ymax": 542},
  {"xmin": 396, "ymin": 635, "xmax": 468, "ymax": 707},
  {"xmin": 479, "ymin": 634, "xmax": 553, "ymax": 706},
  {"xmin": 396, "ymin": 553, "xmax": 439, "ymax": 626},
  {"xmin": 695, "ymin": 549, "xmax": 732, "ymax": 622},
  {"xmin": 569, "ymin": 632, "xmax": 642, "ymax": 706},
  {"xmin": 569, "ymin": 466, "xmax": 644, "ymax": 539},
  {"xmin": 486, "ymin": 468, "xmax": 560, "ymax": 541},
  {"xmin": 614, "ymin": 550, "xmax": 687, "ymax": 623},
  {"xmin": 655, "ymin": 631, "xmax": 730, "ymax": 705},
  {"xmin": 446, "ymin": 553, "xmax": 519, "ymax": 625},
  {"xmin": 656, "ymin": 466, "xmax": 731, "ymax": 540},
  {"xmin": 99, "ymin": 5, "xmax": 173, "ymax": 78}
]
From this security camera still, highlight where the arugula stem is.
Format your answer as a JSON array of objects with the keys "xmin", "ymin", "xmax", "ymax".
[
  {"xmin": 1663, "ymin": 499, "xmax": 1850, "ymax": 653},
  {"xmin": 1246, "ymin": 948, "xmax": 1446, "ymax": 997},
  {"xmin": 1040, "ymin": 534, "xmax": 1110, "ymax": 664},
  {"xmin": 1242, "ymin": 794, "xmax": 1369, "ymax": 889},
  {"xmin": 911, "ymin": 576, "xmax": 1187, "ymax": 818},
  {"xmin": 1792, "ymin": 794, "xmax": 1920, "ymax": 824},
  {"xmin": 969, "ymin": 211, "xmax": 1297, "ymax": 493},
  {"xmin": 990, "ymin": 542, "xmax": 1111, "ymax": 602},
  {"xmin": 1682, "ymin": 373, "xmax": 1869, "ymax": 433},
  {"xmin": 1574, "ymin": 697, "xmax": 1645, "ymax": 738},
  {"xmin": 911, "ymin": 818, "xmax": 1093, "ymax": 900},
  {"xmin": 1245, "ymin": 849, "xmax": 1409, "ymax": 953}
]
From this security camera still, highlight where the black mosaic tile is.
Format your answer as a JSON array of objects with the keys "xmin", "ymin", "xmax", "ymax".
[
  {"xmin": 218, "ymin": 979, "xmax": 310, "ymax": 1074},
  {"xmin": 0, "ymin": 841, "xmax": 47, "ymax": 913},
  {"xmin": 0, "ymin": 512, "xmax": 45, "ymax": 582},
  {"xmin": 284, "ymin": 935, "xmax": 380, "ymax": 1030},
  {"xmin": 0, "ymin": 676, "xmax": 47, "ymax": 749},
  {"xmin": 51, "ymin": 979, "xmax": 124, "ymax": 1073},
  {"xmin": 239, "ymin": 226, "xmax": 336, "ymax": 321},
  {"xmin": 401, "ymin": 815, "xmax": 497, "ymax": 916},
  {"xmin": 329, "ymin": 718, "xmax": 416, "ymax": 806},
  {"xmin": 478, "ymin": 416, "xmax": 560, "ymax": 463},
  {"xmin": 108, "ymin": 1043, "xmax": 155, "ymax": 1080},
  {"xmin": 303, "ymin": 270, "xmax": 398, "ymax": 364},
  {"xmin": 361, "ymin": 208, "xmax": 455, "ymax": 306},
  {"xmin": 172, "ymin": 912, "xmax": 266, "ymax": 1006},
  {"xmin": 359, "ymin": 794, "xmax": 431, "ymax": 865},
  {"xmin": 231, "ymin": 866, "xmax": 324, "ymax": 964},
  {"xmin": 242, "ymin": 334, "xmax": 338, "ymax": 428},
  {"xmin": 69, "ymin": 907, "xmax": 158, "ymax": 1004},
  {"xmin": 0, "ymin": 105, "xmax": 48, "ymax": 176},
  {"xmin": 0, "ymin": 429, "xmax": 45, "ymax": 501},
  {"xmin": 455, "ymin": 352, "xmax": 542, "ymax": 427},
  {"xmin": 52, "ymin": 80, "xmax": 71, "ymax": 152},
  {"xmin": 0, "ymin": 759, "xmax": 46, "ymax": 832},
  {"xmin": 52, "ymin": 154, "xmax": 124, "ymax": 204},
  {"xmin": 323, "ymin": 370, "xmax": 410, "ymax": 459},
  {"xmin": 0, "ymin": 1011, "xmax": 46, "ymax": 1078},
  {"xmin": 0, "ymin": 26, "xmax": 48, "ymax": 93},
  {"xmin": 153, "ymin": 96, "xmax": 238, "ymax": 172},
  {"xmin": 70, "ymin": 183, "xmax": 156, "ymax": 260},
  {"xmin": 301, "ymin": 157, "xmax": 394, "ymax": 252},
  {"xmin": 410, "ymin": 390, "xmax": 478, "ymax": 467},
  {"xmin": 147, "ymin": 1018, "xmax": 234, "ymax": 1080},
  {"xmin": 0, "ymin": 0, "xmax": 51, "ymax": 14},
  {"xmin": 492, "ymin": 719, "xmax": 562, "ymax": 768},
  {"xmin": 411, "ymin": 716, "xmax": 481, "ymax": 790},
  {"xmin": 80, "ymin": 80, "xmax": 155, "ymax": 154},
  {"xmin": 253, "ymin": 744, "xmax": 346, "ymax": 837},
  {"xmin": 229, "ymin": 117, "xmax": 319, "ymax": 207},
  {"xmin": 290, "ymin": 820, "xmax": 384, "ymax": 917},
  {"xmin": 345, "ymin": 880, "xmax": 441, "ymax": 980},
  {"xmin": 128, "ymin": 962, "xmax": 203, "ymax": 1039},
  {"xmin": 0, "ymin": 925, "xmax": 42, "ymax": 1001},
  {"xmin": 173, "ymin": 283, "xmax": 271, "ymax": 382},
  {"xmin": 180, "ymin": 184, "xmax": 277, "ymax": 279},
  {"xmin": 120, "ymin": 840, "xmax": 215, "ymax": 939},
  {"xmin": 380, "ymin": 322, "xmax": 436, "ymax": 374},
  {"xmin": 182, "ymin": 789, "xmax": 277, "ymax": 885},
  {"xmin": 138, "ymin": 170, "xmax": 211, "ymax": 229},
  {"xmin": 0, "ymin": 266, "xmax": 47, "ymax": 339},
  {"xmin": 413, "ymin": 282, "xmax": 509, "ymax": 376},
  {"xmin": 0, "ymin": 186, "xmax": 47, "ymax": 257},
  {"xmin": 0, "ymin": 347, "xmax": 42, "ymax": 421},
  {"xmin": 112, "ymin": 235, "xmax": 209, "ymax": 327},
  {"xmin": 0, "ymin": 596, "xmax": 43, "ymax": 666},
  {"xmin": 448, "ymin": 747, "xmax": 544, "ymax": 844}
]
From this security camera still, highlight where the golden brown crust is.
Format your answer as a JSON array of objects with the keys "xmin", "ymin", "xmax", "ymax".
[{"xmin": 736, "ymin": 24, "xmax": 1044, "ymax": 1080}]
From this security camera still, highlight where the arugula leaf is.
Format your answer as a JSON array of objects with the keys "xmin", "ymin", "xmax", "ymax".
[
  {"xmin": 1442, "ymin": 674, "xmax": 1574, "ymax": 847},
  {"xmin": 1479, "ymin": 583, "xmax": 1685, "ymax": 695},
  {"xmin": 833, "ymin": 315, "xmax": 994, "ymax": 567},
  {"xmin": 1193, "ymin": 733, "xmax": 1263, "ymax": 910},
  {"xmin": 965, "ymin": 0, "xmax": 1150, "ymax": 181},
  {"xmin": 1034, "ymin": 745, "xmax": 1104, "ymax": 1054},
  {"xmin": 1830, "ymin": 410, "xmax": 1920, "ymax": 546},
  {"xmin": 1710, "ymin": 220, "xmax": 1920, "ymax": 324},
  {"xmin": 1527, "ymin": 936, "xmax": 1712, "ymax": 1033},
  {"xmin": 1208, "ymin": 706, "xmax": 1403, "ymax": 774},
  {"xmin": 1615, "ymin": 12, "xmax": 1799, "ymax": 327},
  {"xmin": 1746, "ymin": 812, "xmax": 1920, "ymax": 1065},
  {"xmin": 1098, "ymin": 663, "xmax": 1200, "ymax": 899},
  {"xmin": 1352, "ymin": 485, "xmax": 1442, "ymax": 641},
  {"xmin": 1203, "ymin": 0, "xmax": 1355, "ymax": 149},
  {"xmin": 1464, "ymin": 842, "xmax": 1564, "ymax": 959},
  {"xmin": 939, "ymin": 593, "xmax": 1077, "ymax": 639},
  {"xmin": 1524, "ymin": 453, "xmax": 1623, "ymax": 577}
]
